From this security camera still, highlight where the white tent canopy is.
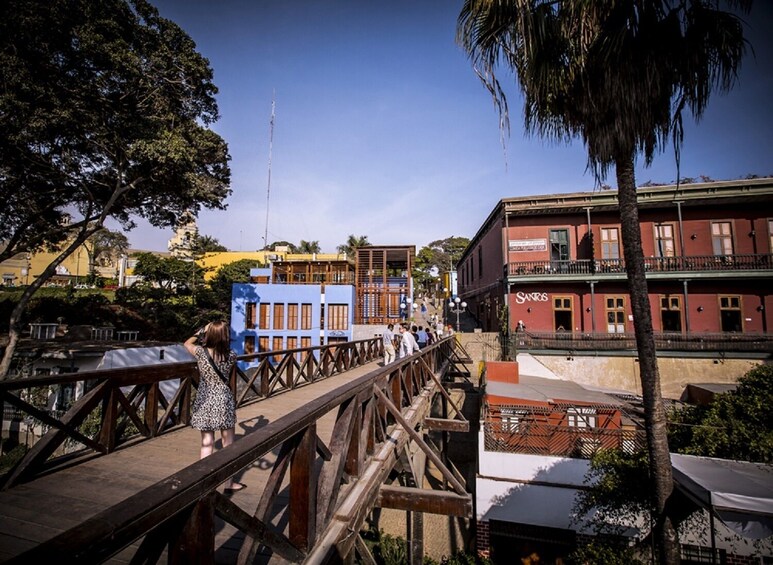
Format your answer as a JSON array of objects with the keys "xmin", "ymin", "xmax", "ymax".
[{"xmin": 671, "ymin": 453, "xmax": 773, "ymax": 539}]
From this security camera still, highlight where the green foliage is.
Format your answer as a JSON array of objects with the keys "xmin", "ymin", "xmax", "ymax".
[
  {"xmin": 573, "ymin": 449, "xmax": 651, "ymax": 537},
  {"xmin": 266, "ymin": 241, "xmax": 298, "ymax": 253},
  {"xmin": 376, "ymin": 533, "xmax": 407, "ymax": 565},
  {"xmin": 569, "ymin": 540, "xmax": 644, "ymax": 565},
  {"xmin": 434, "ymin": 550, "xmax": 492, "ymax": 565},
  {"xmin": 132, "ymin": 252, "xmax": 204, "ymax": 292},
  {"xmin": 0, "ymin": 0, "xmax": 231, "ymax": 264},
  {"xmin": 207, "ymin": 259, "xmax": 262, "ymax": 312},
  {"xmin": 414, "ymin": 236, "xmax": 470, "ymax": 292},
  {"xmin": 415, "ymin": 237, "xmax": 470, "ymax": 274},
  {"xmin": 359, "ymin": 527, "xmax": 487, "ymax": 565},
  {"xmin": 298, "ymin": 240, "xmax": 321, "ymax": 254},
  {"xmin": 668, "ymin": 364, "xmax": 773, "ymax": 463},
  {"xmin": 337, "ymin": 235, "xmax": 371, "ymax": 256},
  {"xmin": 193, "ymin": 235, "xmax": 227, "ymax": 253},
  {"xmin": 83, "ymin": 229, "xmax": 129, "ymax": 276},
  {"xmin": 0, "ymin": 444, "xmax": 29, "ymax": 473}
]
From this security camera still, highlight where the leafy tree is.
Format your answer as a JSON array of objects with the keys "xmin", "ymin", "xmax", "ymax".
[
  {"xmin": 414, "ymin": 236, "xmax": 470, "ymax": 296},
  {"xmin": 266, "ymin": 241, "xmax": 298, "ymax": 253},
  {"xmin": 337, "ymin": 234, "xmax": 371, "ymax": 256},
  {"xmin": 415, "ymin": 236, "xmax": 470, "ymax": 274},
  {"xmin": 668, "ymin": 364, "xmax": 773, "ymax": 463},
  {"xmin": 192, "ymin": 234, "xmax": 228, "ymax": 254},
  {"xmin": 458, "ymin": 2, "xmax": 749, "ymax": 562},
  {"xmin": 569, "ymin": 540, "xmax": 645, "ymax": 565},
  {"xmin": 131, "ymin": 252, "xmax": 204, "ymax": 292},
  {"xmin": 0, "ymin": 0, "xmax": 231, "ymax": 377},
  {"xmin": 297, "ymin": 240, "xmax": 321, "ymax": 254},
  {"xmin": 82, "ymin": 228, "xmax": 129, "ymax": 277},
  {"xmin": 574, "ymin": 449, "xmax": 651, "ymax": 537},
  {"xmin": 208, "ymin": 258, "xmax": 264, "ymax": 312}
]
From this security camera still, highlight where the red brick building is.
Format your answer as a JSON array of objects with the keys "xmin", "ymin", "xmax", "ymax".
[{"xmin": 457, "ymin": 178, "xmax": 773, "ymax": 338}]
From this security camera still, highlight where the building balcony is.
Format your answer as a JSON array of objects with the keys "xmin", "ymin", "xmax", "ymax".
[
  {"xmin": 506, "ymin": 253, "xmax": 773, "ymax": 279},
  {"xmin": 511, "ymin": 331, "xmax": 773, "ymax": 353}
]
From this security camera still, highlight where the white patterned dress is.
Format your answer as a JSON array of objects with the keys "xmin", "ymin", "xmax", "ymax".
[{"xmin": 191, "ymin": 346, "xmax": 237, "ymax": 431}]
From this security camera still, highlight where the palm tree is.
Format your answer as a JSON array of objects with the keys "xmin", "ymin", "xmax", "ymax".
[
  {"xmin": 337, "ymin": 234, "xmax": 371, "ymax": 256},
  {"xmin": 297, "ymin": 240, "xmax": 321, "ymax": 254},
  {"xmin": 458, "ymin": 1, "xmax": 749, "ymax": 562}
]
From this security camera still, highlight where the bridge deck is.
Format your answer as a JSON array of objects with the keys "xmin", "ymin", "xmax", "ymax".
[{"xmin": 0, "ymin": 361, "xmax": 382, "ymax": 564}]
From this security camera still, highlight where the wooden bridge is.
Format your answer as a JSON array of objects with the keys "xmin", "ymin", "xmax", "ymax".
[{"xmin": 0, "ymin": 337, "xmax": 474, "ymax": 564}]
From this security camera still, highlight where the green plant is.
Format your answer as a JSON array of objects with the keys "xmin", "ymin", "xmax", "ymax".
[
  {"xmin": 569, "ymin": 540, "xmax": 644, "ymax": 565},
  {"xmin": 0, "ymin": 444, "xmax": 29, "ymax": 473}
]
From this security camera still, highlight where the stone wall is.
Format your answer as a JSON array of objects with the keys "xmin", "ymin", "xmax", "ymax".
[
  {"xmin": 533, "ymin": 354, "xmax": 766, "ymax": 399},
  {"xmin": 454, "ymin": 331, "xmax": 767, "ymax": 399}
]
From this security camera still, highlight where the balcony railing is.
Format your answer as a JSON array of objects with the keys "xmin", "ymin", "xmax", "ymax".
[
  {"xmin": 507, "ymin": 253, "xmax": 773, "ymax": 277},
  {"xmin": 511, "ymin": 331, "xmax": 773, "ymax": 353},
  {"xmin": 484, "ymin": 420, "xmax": 646, "ymax": 458}
]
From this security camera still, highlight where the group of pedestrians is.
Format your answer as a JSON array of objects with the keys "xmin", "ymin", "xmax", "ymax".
[{"xmin": 381, "ymin": 319, "xmax": 454, "ymax": 365}]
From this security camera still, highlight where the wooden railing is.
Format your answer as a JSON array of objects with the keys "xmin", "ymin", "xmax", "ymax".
[
  {"xmin": 1, "ymin": 337, "xmax": 472, "ymax": 564},
  {"xmin": 0, "ymin": 337, "xmax": 385, "ymax": 489},
  {"xmin": 511, "ymin": 331, "xmax": 773, "ymax": 353},
  {"xmin": 506, "ymin": 253, "xmax": 773, "ymax": 277}
]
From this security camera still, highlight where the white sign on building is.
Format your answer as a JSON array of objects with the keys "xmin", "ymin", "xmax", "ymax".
[{"xmin": 509, "ymin": 238, "xmax": 547, "ymax": 252}]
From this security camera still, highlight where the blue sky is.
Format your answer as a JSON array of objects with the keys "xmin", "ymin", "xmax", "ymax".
[{"xmin": 125, "ymin": 1, "xmax": 773, "ymax": 253}]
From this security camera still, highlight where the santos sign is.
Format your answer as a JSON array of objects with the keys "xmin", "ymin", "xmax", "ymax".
[{"xmin": 514, "ymin": 291, "xmax": 549, "ymax": 304}]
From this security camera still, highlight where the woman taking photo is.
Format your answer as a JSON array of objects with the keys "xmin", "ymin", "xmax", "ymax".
[{"xmin": 183, "ymin": 320, "xmax": 245, "ymax": 492}]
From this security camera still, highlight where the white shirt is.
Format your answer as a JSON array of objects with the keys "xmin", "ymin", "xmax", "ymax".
[{"xmin": 398, "ymin": 330, "xmax": 420, "ymax": 358}]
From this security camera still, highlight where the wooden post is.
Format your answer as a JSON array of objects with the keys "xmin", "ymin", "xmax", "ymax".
[
  {"xmin": 168, "ymin": 493, "xmax": 216, "ymax": 565},
  {"xmin": 289, "ymin": 424, "xmax": 317, "ymax": 551},
  {"xmin": 98, "ymin": 385, "xmax": 118, "ymax": 452},
  {"xmin": 145, "ymin": 382, "xmax": 159, "ymax": 437}
]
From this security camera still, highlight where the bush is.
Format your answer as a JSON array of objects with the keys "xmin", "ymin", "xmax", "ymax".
[
  {"xmin": 569, "ymin": 540, "xmax": 644, "ymax": 565},
  {"xmin": 0, "ymin": 444, "xmax": 29, "ymax": 473}
]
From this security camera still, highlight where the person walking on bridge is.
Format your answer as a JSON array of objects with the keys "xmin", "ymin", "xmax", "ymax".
[
  {"xmin": 382, "ymin": 323, "xmax": 396, "ymax": 365},
  {"xmin": 184, "ymin": 320, "xmax": 246, "ymax": 493},
  {"xmin": 397, "ymin": 323, "xmax": 420, "ymax": 359}
]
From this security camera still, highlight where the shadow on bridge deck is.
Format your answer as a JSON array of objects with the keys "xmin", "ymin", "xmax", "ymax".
[{"xmin": 0, "ymin": 361, "xmax": 379, "ymax": 564}]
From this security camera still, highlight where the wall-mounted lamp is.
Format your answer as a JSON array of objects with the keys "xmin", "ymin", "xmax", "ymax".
[
  {"xmin": 586, "ymin": 307, "xmax": 592, "ymax": 312},
  {"xmin": 757, "ymin": 305, "xmax": 765, "ymax": 312},
  {"xmin": 527, "ymin": 307, "xmax": 532, "ymax": 313},
  {"xmin": 690, "ymin": 234, "xmax": 697, "ymax": 240},
  {"xmin": 697, "ymin": 306, "xmax": 704, "ymax": 312}
]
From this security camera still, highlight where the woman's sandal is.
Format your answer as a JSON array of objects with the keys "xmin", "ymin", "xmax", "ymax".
[{"xmin": 224, "ymin": 482, "xmax": 247, "ymax": 493}]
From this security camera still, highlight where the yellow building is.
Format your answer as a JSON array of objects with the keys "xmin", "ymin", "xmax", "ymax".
[
  {"xmin": 1, "ymin": 243, "xmax": 352, "ymax": 287},
  {"xmin": 197, "ymin": 251, "xmax": 350, "ymax": 281},
  {"xmin": 0, "ymin": 245, "xmax": 107, "ymax": 288}
]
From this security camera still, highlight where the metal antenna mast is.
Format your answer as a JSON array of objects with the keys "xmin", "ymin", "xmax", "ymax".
[{"xmin": 263, "ymin": 93, "xmax": 275, "ymax": 250}]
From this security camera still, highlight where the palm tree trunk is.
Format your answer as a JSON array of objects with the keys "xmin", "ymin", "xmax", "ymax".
[{"xmin": 615, "ymin": 153, "xmax": 680, "ymax": 564}]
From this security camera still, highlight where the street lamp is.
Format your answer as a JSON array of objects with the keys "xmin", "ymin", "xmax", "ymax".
[{"xmin": 449, "ymin": 297, "xmax": 467, "ymax": 332}]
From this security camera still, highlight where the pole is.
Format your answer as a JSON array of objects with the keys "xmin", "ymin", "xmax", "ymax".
[{"xmin": 263, "ymin": 93, "xmax": 275, "ymax": 250}]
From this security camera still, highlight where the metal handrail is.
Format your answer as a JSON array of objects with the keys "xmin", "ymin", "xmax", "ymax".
[{"xmin": 506, "ymin": 253, "xmax": 773, "ymax": 276}]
